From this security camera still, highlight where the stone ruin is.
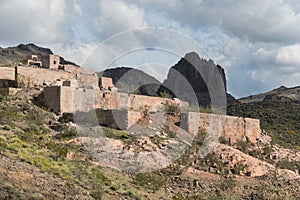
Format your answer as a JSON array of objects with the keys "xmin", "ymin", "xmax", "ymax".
[{"xmin": 0, "ymin": 57, "xmax": 263, "ymax": 145}]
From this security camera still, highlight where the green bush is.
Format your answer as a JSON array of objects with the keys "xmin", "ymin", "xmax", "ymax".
[
  {"xmin": 276, "ymin": 159, "xmax": 300, "ymax": 172},
  {"xmin": 0, "ymin": 135, "xmax": 7, "ymax": 150},
  {"xmin": 54, "ymin": 128, "xmax": 78, "ymax": 140},
  {"xmin": 133, "ymin": 172, "xmax": 167, "ymax": 192},
  {"xmin": 164, "ymin": 102, "xmax": 180, "ymax": 114},
  {"xmin": 103, "ymin": 127, "xmax": 134, "ymax": 144},
  {"xmin": 219, "ymin": 177, "xmax": 236, "ymax": 191}
]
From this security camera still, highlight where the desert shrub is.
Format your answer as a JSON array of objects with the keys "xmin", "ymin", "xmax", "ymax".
[
  {"xmin": 219, "ymin": 136, "xmax": 231, "ymax": 145},
  {"xmin": 7, "ymin": 137, "xmax": 26, "ymax": 152},
  {"xmin": 231, "ymin": 161, "xmax": 247, "ymax": 175},
  {"xmin": 159, "ymin": 91, "xmax": 172, "ymax": 99},
  {"xmin": 195, "ymin": 152, "xmax": 231, "ymax": 175},
  {"xmin": 276, "ymin": 160, "xmax": 300, "ymax": 172},
  {"xmin": 3, "ymin": 124, "xmax": 12, "ymax": 131},
  {"xmin": 235, "ymin": 139, "xmax": 251, "ymax": 152},
  {"xmin": 103, "ymin": 127, "xmax": 134, "ymax": 144},
  {"xmin": 164, "ymin": 102, "xmax": 180, "ymax": 114},
  {"xmin": 219, "ymin": 177, "xmax": 236, "ymax": 191},
  {"xmin": 54, "ymin": 128, "xmax": 78, "ymax": 140},
  {"xmin": 133, "ymin": 172, "xmax": 167, "ymax": 192},
  {"xmin": 0, "ymin": 135, "xmax": 7, "ymax": 150}
]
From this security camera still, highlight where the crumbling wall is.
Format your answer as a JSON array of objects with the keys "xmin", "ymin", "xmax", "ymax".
[
  {"xmin": 244, "ymin": 118, "xmax": 261, "ymax": 143},
  {"xmin": 182, "ymin": 112, "xmax": 261, "ymax": 144},
  {"xmin": 127, "ymin": 111, "xmax": 143, "ymax": 128},
  {"xmin": 0, "ymin": 65, "xmax": 98, "ymax": 89},
  {"xmin": 17, "ymin": 66, "xmax": 75, "ymax": 87},
  {"xmin": 96, "ymin": 109, "xmax": 128, "ymax": 130},
  {"xmin": 0, "ymin": 88, "xmax": 22, "ymax": 96},
  {"xmin": 0, "ymin": 67, "xmax": 15, "ymax": 80},
  {"xmin": 43, "ymin": 86, "xmax": 61, "ymax": 112},
  {"xmin": 75, "ymin": 68, "xmax": 98, "ymax": 88},
  {"xmin": 99, "ymin": 77, "xmax": 114, "ymax": 89},
  {"xmin": 60, "ymin": 64, "xmax": 80, "ymax": 73},
  {"xmin": 44, "ymin": 86, "xmax": 102, "ymax": 113},
  {"xmin": 96, "ymin": 109, "xmax": 143, "ymax": 130}
]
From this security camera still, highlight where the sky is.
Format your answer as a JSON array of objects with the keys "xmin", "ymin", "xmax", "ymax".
[{"xmin": 0, "ymin": 0, "xmax": 300, "ymax": 98}]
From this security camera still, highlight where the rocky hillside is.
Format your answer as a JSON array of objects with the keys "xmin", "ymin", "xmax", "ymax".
[
  {"xmin": 0, "ymin": 88, "xmax": 299, "ymax": 199},
  {"xmin": 0, "ymin": 43, "xmax": 77, "ymax": 67},
  {"xmin": 239, "ymin": 86, "xmax": 300, "ymax": 103}
]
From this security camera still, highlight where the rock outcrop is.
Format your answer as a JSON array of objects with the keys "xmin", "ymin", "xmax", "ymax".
[{"xmin": 160, "ymin": 52, "xmax": 237, "ymax": 107}]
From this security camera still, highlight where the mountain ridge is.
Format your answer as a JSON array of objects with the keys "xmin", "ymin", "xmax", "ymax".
[
  {"xmin": 239, "ymin": 85, "xmax": 300, "ymax": 103},
  {"xmin": 0, "ymin": 43, "xmax": 77, "ymax": 66}
]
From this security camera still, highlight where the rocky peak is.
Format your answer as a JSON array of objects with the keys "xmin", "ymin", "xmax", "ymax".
[{"xmin": 160, "ymin": 52, "xmax": 230, "ymax": 107}]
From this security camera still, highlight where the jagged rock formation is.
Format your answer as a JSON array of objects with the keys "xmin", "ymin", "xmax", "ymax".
[
  {"xmin": 0, "ymin": 43, "xmax": 77, "ymax": 66},
  {"xmin": 160, "ymin": 52, "xmax": 237, "ymax": 107},
  {"xmin": 239, "ymin": 85, "xmax": 300, "ymax": 103}
]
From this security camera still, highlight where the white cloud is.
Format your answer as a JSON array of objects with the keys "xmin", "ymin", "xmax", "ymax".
[
  {"xmin": 276, "ymin": 44, "xmax": 300, "ymax": 65},
  {"xmin": 0, "ymin": 0, "xmax": 74, "ymax": 45},
  {"xmin": 0, "ymin": 0, "xmax": 300, "ymax": 97}
]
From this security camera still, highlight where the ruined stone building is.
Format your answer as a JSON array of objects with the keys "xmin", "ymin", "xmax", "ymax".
[
  {"xmin": 0, "ymin": 55, "xmax": 263, "ymax": 144},
  {"xmin": 41, "ymin": 54, "xmax": 60, "ymax": 70},
  {"xmin": 27, "ymin": 55, "xmax": 42, "ymax": 67}
]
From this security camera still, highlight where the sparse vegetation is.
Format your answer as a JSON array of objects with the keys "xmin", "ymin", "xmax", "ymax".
[
  {"xmin": 133, "ymin": 172, "xmax": 167, "ymax": 192},
  {"xmin": 103, "ymin": 127, "xmax": 135, "ymax": 144},
  {"xmin": 276, "ymin": 159, "xmax": 300, "ymax": 172},
  {"xmin": 163, "ymin": 102, "xmax": 181, "ymax": 114},
  {"xmin": 228, "ymin": 101, "xmax": 300, "ymax": 150}
]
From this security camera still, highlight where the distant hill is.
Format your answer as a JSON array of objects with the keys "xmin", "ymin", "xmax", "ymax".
[
  {"xmin": 239, "ymin": 86, "xmax": 300, "ymax": 103},
  {"xmin": 97, "ymin": 67, "xmax": 161, "ymax": 95},
  {"xmin": 0, "ymin": 43, "xmax": 77, "ymax": 66}
]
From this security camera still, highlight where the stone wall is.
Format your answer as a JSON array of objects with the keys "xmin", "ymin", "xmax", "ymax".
[
  {"xmin": 98, "ymin": 91, "xmax": 187, "ymax": 113},
  {"xmin": 43, "ymin": 86, "xmax": 102, "ymax": 113},
  {"xmin": 60, "ymin": 64, "xmax": 80, "ymax": 73},
  {"xmin": 17, "ymin": 66, "xmax": 75, "ymax": 87},
  {"xmin": 0, "ymin": 67, "xmax": 15, "ymax": 80},
  {"xmin": 96, "ymin": 109, "xmax": 143, "ymax": 130},
  {"xmin": 0, "ymin": 88, "xmax": 22, "ymax": 96},
  {"xmin": 182, "ymin": 112, "xmax": 261, "ymax": 144},
  {"xmin": 43, "ymin": 86, "xmax": 61, "ymax": 112},
  {"xmin": 75, "ymin": 68, "xmax": 98, "ymax": 88},
  {"xmin": 0, "ymin": 79, "xmax": 17, "ymax": 88}
]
